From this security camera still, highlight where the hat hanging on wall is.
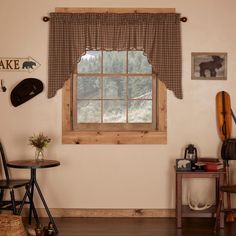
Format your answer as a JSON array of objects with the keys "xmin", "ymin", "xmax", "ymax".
[{"xmin": 10, "ymin": 78, "xmax": 43, "ymax": 107}]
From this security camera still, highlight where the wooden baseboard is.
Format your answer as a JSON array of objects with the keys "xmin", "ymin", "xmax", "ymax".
[{"xmin": 21, "ymin": 208, "xmax": 175, "ymax": 218}]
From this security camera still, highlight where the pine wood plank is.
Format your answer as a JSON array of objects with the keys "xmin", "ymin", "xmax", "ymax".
[{"xmin": 55, "ymin": 8, "xmax": 176, "ymax": 14}]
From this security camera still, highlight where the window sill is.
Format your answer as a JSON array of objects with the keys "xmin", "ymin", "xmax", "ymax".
[{"xmin": 62, "ymin": 131, "xmax": 167, "ymax": 144}]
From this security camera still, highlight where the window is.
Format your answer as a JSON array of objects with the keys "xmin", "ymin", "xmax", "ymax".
[
  {"xmin": 62, "ymin": 50, "xmax": 166, "ymax": 144},
  {"xmin": 60, "ymin": 7, "xmax": 171, "ymax": 144},
  {"xmin": 73, "ymin": 50, "xmax": 156, "ymax": 131}
]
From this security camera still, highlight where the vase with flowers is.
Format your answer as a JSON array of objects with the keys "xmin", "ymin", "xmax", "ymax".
[{"xmin": 29, "ymin": 133, "xmax": 51, "ymax": 162}]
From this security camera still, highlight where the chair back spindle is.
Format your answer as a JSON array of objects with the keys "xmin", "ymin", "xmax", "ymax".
[{"xmin": 0, "ymin": 142, "xmax": 10, "ymax": 182}]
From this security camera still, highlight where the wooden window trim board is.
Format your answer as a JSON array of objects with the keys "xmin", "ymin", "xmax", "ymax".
[
  {"xmin": 60, "ymin": 7, "xmax": 170, "ymax": 144},
  {"xmin": 62, "ymin": 79, "xmax": 167, "ymax": 144},
  {"xmin": 55, "ymin": 7, "xmax": 175, "ymax": 14}
]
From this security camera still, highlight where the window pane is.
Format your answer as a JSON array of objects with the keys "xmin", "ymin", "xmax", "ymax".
[
  {"xmin": 128, "ymin": 51, "xmax": 152, "ymax": 73},
  {"xmin": 77, "ymin": 76, "xmax": 101, "ymax": 99},
  {"xmin": 103, "ymin": 76, "xmax": 126, "ymax": 99},
  {"xmin": 128, "ymin": 76, "xmax": 152, "ymax": 99},
  {"xmin": 77, "ymin": 100, "xmax": 101, "ymax": 123},
  {"xmin": 103, "ymin": 101, "xmax": 126, "ymax": 123},
  {"xmin": 128, "ymin": 100, "xmax": 152, "ymax": 123},
  {"xmin": 77, "ymin": 51, "xmax": 101, "ymax": 73},
  {"xmin": 103, "ymin": 51, "xmax": 126, "ymax": 74}
]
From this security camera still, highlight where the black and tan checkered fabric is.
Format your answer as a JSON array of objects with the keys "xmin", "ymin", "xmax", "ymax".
[{"xmin": 48, "ymin": 13, "xmax": 182, "ymax": 99}]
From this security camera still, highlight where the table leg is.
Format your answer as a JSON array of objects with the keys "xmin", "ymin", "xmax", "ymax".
[
  {"xmin": 176, "ymin": 173, "xmax": 182, "ymax": 228},
  {"xmin": 219, "ymin": 173, "xmax": 225, "ymax": 228},
  {"xmin": 29, "ymin": 169, "xmax": 36, "ymax": 224},
  {"xmin": 18, "ymin": 172, "xmax": 40, "ymax": 226},
  {"xmin": 34, "ymin": 180, "xmax": 58, "ymax": 233},
  {"xmin": 27, "ymin": 186, "xmax": 40, "ymax": 226},
  {"xmin": 18, "ymin": 168, "xmax": 58, "ymax": 232},
  {"xmin": 18, "ymin": 182, "xmax": 32, "ymax": 215},
  {"xmin": 216, "ymin": 178, "xmax": 219, "ymax": 207}
]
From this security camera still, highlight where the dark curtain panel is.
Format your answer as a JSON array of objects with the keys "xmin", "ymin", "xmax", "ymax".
[{"xmin": 48, "ymin": 13, "xmax": 182, "ymax": 99}]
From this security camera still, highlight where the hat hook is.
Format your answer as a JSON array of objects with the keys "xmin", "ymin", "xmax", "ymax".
[{"xmin": 1, "ymin": 79, "xmax": 7, "ymax": 92}]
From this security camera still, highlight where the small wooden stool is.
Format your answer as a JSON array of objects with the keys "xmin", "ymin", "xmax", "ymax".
[{"xmin": 0, "ymin": 214, "xmax": 26, "ymax": 236}]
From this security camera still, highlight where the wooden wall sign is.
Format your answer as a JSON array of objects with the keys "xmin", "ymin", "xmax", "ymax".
[{"xmin": 0, "ymin": 57, "xmax": 40, "ymax": 73}]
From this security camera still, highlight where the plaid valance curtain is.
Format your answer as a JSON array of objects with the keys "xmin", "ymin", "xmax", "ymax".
[{"xmin": 48, "ymin": 12, "xmax": 182, "ymax": 99}]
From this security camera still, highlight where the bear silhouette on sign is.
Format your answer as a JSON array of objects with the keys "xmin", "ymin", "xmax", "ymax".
[
  {"xmin": 199, "ymin": 56, "xmax": 224, "ymax": 77},
  {"xmin": 22, "ymin": 61, "xmax": 36, "ymax": 69}
]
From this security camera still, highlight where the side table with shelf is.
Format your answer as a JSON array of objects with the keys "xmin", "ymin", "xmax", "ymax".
[{"xmin": 175, "ymin": 169, "xmax": 225, "ymax": 228}]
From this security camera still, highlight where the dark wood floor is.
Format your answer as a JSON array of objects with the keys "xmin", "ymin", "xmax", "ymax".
[{"xmin": 34, "ymin": 217, "xmax": 236, "ymax": 236}]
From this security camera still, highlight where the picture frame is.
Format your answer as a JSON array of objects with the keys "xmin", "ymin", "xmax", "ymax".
[
  {"xmin": 191, "ymin": 52, "xmax": 227, "ymax": 80},
  {"xmin": 176, "ymin": 159, "xmax": 192, "ymax": 172}
]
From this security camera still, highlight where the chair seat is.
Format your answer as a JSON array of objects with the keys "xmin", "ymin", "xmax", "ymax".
[
  {"xmin": 0, "ymin": 179, "xmax": 29, "ymax": 189},
  {"xmin": 220, "ymin": 185, "xmax": 236, "ymax": 193}
]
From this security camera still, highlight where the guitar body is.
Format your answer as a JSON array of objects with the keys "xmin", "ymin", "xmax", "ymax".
[{"xmin": 216, "ymin": 91, "xmax": 232, "ymax": 141}]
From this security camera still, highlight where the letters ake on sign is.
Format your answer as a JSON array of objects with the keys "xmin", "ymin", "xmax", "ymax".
[{"xmin": 0, "ymin": 57, "xmax": 40, "ymax": 73}]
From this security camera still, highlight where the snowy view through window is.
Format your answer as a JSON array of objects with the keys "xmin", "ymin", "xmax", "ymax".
[{"xmin": 77, "ymin": 51, "xmax": 153, "ymax": 124}]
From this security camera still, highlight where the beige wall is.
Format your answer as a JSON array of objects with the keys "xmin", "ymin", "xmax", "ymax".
[{"xmin": 0, "ymin": 0, "xmax": 236, "ymax": 210}]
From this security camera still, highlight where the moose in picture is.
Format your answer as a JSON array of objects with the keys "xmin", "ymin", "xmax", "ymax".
[{"xmin": 191, "ymin": 53, "xmax": 227, "ymax": 80}]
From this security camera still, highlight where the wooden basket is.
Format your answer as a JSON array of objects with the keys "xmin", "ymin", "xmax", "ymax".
[{"xmin": 0, "ymin": 214, "xmax": 26, "ymax": 236}]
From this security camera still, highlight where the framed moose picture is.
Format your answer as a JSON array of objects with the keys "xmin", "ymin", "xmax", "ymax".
[{"xmin": 191, "ymin": 52, "xmax": 227, "ymax": 80}]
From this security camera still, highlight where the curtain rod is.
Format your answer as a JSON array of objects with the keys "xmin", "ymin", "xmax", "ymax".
[{"xmin": 42, "ymin": 16, "xmax": 188, "ymax": 22}]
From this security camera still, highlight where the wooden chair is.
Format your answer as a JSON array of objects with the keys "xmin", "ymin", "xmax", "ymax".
[
  {"xmin": 0, "ymin": 142, "xmax": 30, "ymax": 214},
  {"xmin": 215, "ymin": 139, "xmax": 236, "ymax": 229}
]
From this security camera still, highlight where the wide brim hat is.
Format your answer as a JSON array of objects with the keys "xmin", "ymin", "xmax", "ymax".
[{"xmin": 10, "ymin": 78, "xmax": 43, "ymax": 107}]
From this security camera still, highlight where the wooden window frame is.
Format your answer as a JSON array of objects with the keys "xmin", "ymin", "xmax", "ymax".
[
  {"xmin": 73, "ymin": 50, "xmax": 156, "ymax": 132},
  {"xmin": 62, "ymin": 78, "xmax": 166, "ymax": 144},
  {"xmin": 60, "ymin": 7, "xmax": 171, "ymax": 144}
]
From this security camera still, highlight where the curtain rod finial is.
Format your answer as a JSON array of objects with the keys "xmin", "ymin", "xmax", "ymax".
[
  {"xmin": 43, "ymin": 16, "xmax": 50, "ymax": 22},
  {"xmin": 180, "ymin": 17, "xmax": 187, "ymax": 22}
]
